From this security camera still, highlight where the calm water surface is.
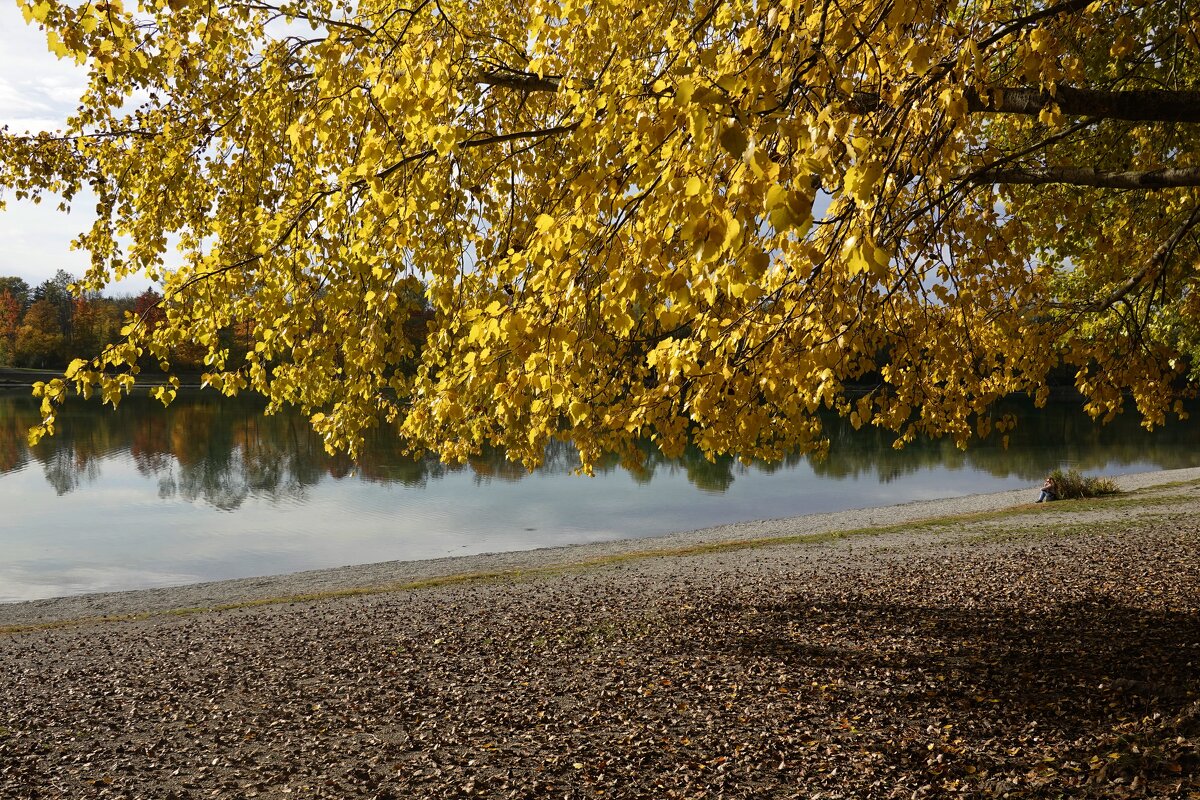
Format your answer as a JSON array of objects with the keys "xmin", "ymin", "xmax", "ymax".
[{"xmin": 2, "ymin": 390, "xmax": 1199, "ymax": 602}]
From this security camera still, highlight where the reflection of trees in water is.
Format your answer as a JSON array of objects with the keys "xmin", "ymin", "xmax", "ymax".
[
  {"xmin": 0, "ymin": 405, "xmax": 29, "ymax": 476},
  {"xmin": 675, "ymin": 450, "xmax": 737, "ymax": 493},
  {"xmin": 811, "ymin": 401, "xmax": 1200, "ymax": 483},
  {"xmin": 352, "ymin": 424, "xmax": 459, "ymax": 487},
  {"xmin": 1, "ymin": 391, "xmax": 1199, "ymax": 504},
  {"xmin": 455, "ymin": 439, "xmax": 740, "ymax": 492},
  {"xmin": 2, "ymin": 392, "xmax": 124, "ymax": 493},
  {"xmin": 39, "ymin": 444, "xmax": 102, "ymax": 495},
  {"xmin": 0, "ymin": 392, "xmax": 328, "ymax": 508},
  {"xmin": 130, "ymin": 405, "xmax": 172, "ymax": 475},
  {"xmin": 159, "ymin": 404, "xmax": 330, "ymax": 510},
  {"xmin": 467, "ymin": 448, "xmax": 529, "ymax": 483},
  {"xmin": 814, "ymin": 421, "xmax": 971, "ymax": 483}
]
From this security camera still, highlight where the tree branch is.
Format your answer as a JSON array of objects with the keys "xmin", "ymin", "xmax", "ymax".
[
  {"xmin": 966, "ymin": 85, "xmax": 1200, "ymax": 122},
  {"xmin": 966, "ymin": 165, "xmax": 1200, "ymax": 189},
  {"xmin": 977, "ymin": 0, "xmax": 1091, "ymax": 49},
  {"xmin": 1080, "ymin": 205, "xmax": 1200, "ymax": 313},
  {"xmin": 952, "ymin": 118, "xmax": 1098, "ymax": 187},
  {"xmin": 473, "ymin": 70, "xmax": 565, "ymax": 92},
  {"xmin": 850, "ymin": 85, "xmax": 1200, "ymax": 123},
  {"xmin": 374, "ymin": 121, "xmax": 579, "ymax": 182},
  {"xmin": 460, "ymin": 121, "xmax": 581, "ymax": 149}
]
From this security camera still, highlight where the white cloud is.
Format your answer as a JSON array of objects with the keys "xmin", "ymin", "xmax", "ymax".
[
  {"xmin": 0, "ymin": 195, "xmax": 92, "ymax": 285},
  {"xmin": 0, "ymin": 3, "xmax": 84, "ymax": 132},
  {"xmin": 0, "ymin": 194, "xmax": 155, "ymax": 294},
  {"xmin": 0, "ymin": 5, "xmax": 152, "ymax": 294}
]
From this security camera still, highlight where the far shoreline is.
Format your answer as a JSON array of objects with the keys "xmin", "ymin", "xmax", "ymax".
[{"xmin": 5, "ymin": 465, "xmax": 1200, "ymax": 631}]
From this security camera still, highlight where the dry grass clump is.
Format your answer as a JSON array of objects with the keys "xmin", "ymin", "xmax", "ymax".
[{"xmin": 1050, "ymin": 468, "xmax": 1120, "ymax": 499}]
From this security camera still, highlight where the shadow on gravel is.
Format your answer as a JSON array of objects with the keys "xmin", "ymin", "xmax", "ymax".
[{"xmin": 729, "ymin": 594, "xmax": 1200, "ymax": 794}]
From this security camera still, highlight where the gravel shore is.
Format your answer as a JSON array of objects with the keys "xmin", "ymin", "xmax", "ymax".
[{"xmin": 2, "ymin": 468, "xmax": 1199, "ymax": 798}]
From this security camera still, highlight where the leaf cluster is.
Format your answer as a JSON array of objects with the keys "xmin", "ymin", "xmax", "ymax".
[{"xmin": 4, "ymin": 0, "xmax": 1199, "ymax": 467}]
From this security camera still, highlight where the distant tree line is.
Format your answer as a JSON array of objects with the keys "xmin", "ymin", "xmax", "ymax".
[{"xmin": 0, "ymin": 270, "xmax": 248, "ymax": 372}]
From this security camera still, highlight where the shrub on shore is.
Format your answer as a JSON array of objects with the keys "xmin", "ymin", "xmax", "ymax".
[{"xmin": 1050, "ymin": 468, "xmax": 1120, "ymax": 499}]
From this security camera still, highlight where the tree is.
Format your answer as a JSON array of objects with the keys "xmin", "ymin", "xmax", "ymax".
[
  {"xmin": 0, "ymin": 290, "xmax": 20, "ymax": 366},
  {"xmin": 0, "ymin": 277, "xmax": 30, "ymax": 310},
  {"xmin": 3, "ymin": 0, "xmax": 1199, "ymax": 467},
  {"xmin": 14, "ymin": 298, "xmax": 65, "ymax": 369},
  {"xmin": 68, "ymin": 295, "xmax": 121, "ymax": 362},
  {"xmin": 31, "ymin": 269, "xmax": 76, "ymax": 338}
]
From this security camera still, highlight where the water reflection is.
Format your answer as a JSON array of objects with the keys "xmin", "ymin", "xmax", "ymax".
[
  {"xmin": 3, "ymin": 391, "xmax": 1200, "ymax": 506},
  {"xmin": 4, "ymin": 389, "xmax": 1200, "ymax": 602}
]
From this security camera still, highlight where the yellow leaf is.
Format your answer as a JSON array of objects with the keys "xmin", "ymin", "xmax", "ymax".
[
  {"xmin": 847, "ymin": 247, "xmax": 870, "ymax": 277},
  {"xmin": 718, "ymin": 125, "xmax": 748, "ymax": 158},
  {"xmin": 46, "ymin": 29, "xmax": 70, "ymax": 59},
  {"xmin": 907, "ymin": 42, "xmax": 934, "ymax": 75},
  {"xmin": 765, "ymin": 184, "xmax": 789, "ymax": 211},
  {"xmin": 768, "ymin": 190, "xmax": 813, "ymax": 235},
  {"xmin": 675, "ymin": 78, "xmax": 694, "ymax": 104},
  {"xmin": 844, "ymin": 162, "xmax": 883, "ymax": 203},
  {"xmin": 745, "ymin": 250, "xmax": 770, "ymax": 278},
  {"xmin": 722, "ymin": 216, "xmax": 742, "ymax": 249}
]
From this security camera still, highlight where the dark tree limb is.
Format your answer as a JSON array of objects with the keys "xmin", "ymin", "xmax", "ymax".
[
  {"xmin": 967, "ymin": 165, "xmax": 1200, "ymax": 189},
  {"xmin": 978, "ymin": 0, "xmax": 1092, "ymax": 49},
  {"xmin": 965, "ymin": 85, "xmax": 1200, "ymax": 123},
  {"xmin": 850, "ymin": 85, "xmax": 1200, "ymax": 123},
  {"xmin": 474, "ymin": 70, "xmax": 565, "ymax": 92},
  {"xmin": 484, "ymin": 68, "xmax": 1200, "ymax": 126}
]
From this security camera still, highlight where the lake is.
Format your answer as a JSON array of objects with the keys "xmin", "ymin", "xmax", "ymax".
[{"xmin": 2, "ymin": 389, "xmax": 1199, "ymax": 602}]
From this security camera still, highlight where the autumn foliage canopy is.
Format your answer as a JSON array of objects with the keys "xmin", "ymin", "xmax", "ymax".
[{"xmin": 2, "ymin": 0, "xmax": 1199, "ymax": 467}]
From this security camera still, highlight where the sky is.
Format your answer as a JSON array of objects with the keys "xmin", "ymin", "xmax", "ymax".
[{"xmin": 0, "ymin": 2, "xmax": 152, "ymax": 295}]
